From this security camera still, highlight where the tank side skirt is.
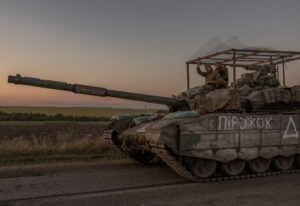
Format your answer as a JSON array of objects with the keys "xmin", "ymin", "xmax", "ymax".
[{"xmin": 178, "ymin": 113, "xmax": 300, "ymax": 162}]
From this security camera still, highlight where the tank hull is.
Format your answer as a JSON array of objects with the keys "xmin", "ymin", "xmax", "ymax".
[
  {"xmin": 121, "ymin": 113, "xmax": 300, "ymax": 161},
  {"xmin": 106, "ymin": 113, "xmax": 300, "ymax": 180}
]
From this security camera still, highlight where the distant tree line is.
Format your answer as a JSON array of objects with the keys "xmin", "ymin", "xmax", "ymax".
[{"xmin": 0, "ymin": 111, "xmax": 110, "ymax": 122}]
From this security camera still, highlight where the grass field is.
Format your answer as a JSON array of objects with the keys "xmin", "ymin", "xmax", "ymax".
[
  {"xmin": 0, "ymin": 134, "xmax": 124, "ymax": 166},
  {"xmin": 0, "ymin": 121, "xmax": 106, "ymax": 125},
  {"xmin": 0, "ymin": 106, "xmax": 155, "ymax": 165},
  {"xmin": 0, "ymin": 106, "xmax": 157, "ymax": 118}
]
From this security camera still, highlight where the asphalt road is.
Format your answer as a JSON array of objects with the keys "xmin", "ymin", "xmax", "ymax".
[{"xmin": 0, "ymin": 160, "xmax": 299, "ymax": 206}]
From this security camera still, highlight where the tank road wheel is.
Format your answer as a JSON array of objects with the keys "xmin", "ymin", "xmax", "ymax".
[
  {"xmin": 248, "ymin": 158, "xmax": 271, "ymax": 174},
  {"xmin": 273, "ymin": 156, "xmax": 294, "ymax": 170},
  {"xmin": 184, "ymin": 157, "xmax": 216, "ymax": 178},
  {"xmin": 221, "ymin": 159, "xmax": 246, "ymax": 176}
]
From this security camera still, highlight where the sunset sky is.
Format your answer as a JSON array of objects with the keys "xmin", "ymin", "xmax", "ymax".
[{"xmin": 1, "ymin": 0, "xmax": 300, "ymax": 109}]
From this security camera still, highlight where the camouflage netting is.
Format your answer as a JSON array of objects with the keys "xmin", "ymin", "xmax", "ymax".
[
  {"xmin": 262, "ymin": 86, "xmax": 300, "ymax": 104},
  {"xmin": 180, "ymin": 86, "xmax": 300, "ymax": 114},
  {"xmin": 181, "ymin": 86, "xmax": 252, "ymax": 114},
  {"xmin": 262, "ymin": 88, "xmax": 293, "ymax": 104}
]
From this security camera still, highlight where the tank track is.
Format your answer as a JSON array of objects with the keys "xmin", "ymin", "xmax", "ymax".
[
  {"xmin": 102, "ymin": 120, "xmax": 161, "ymax": 165},
  {"xmin": 102, "ymin": 121, "xmax": 119, "ymax": 150},
  {"xmin": 152, "ymin": 145, "xmax": 197, "ymax": 181},
  {"xmin": 151, "ymin": 144, "xmax": 300, "ymax": 182},
  {"xmin": 102, "ymin": 128, "xmax": 117, "ymax": 149}
]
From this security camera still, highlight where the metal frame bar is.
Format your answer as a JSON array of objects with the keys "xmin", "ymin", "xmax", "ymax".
[
  {"xmin": 233, "ymin": 50, "xmax": 236, "ymax": 88},
  {"xmin": 186, "ymin": 49, "xmax": 300, "ymax": 66},
  {"xmin": 186, "ymin": 63, "xmax": 190, "ymax": 90},
  {"xmin": 282, "ymin": 57, "xmax": 286, "ymax": 86},
  {"xmin": 186, "ymin": 49, "xmax": 234, "ymax": 64},
  {"xmin": 188, "ymin": 62, "xmax": 249, "ymax": 67},
  {"xmin": 274, "ymin": 56, "xmax": 300, "ymax": 65},
  {"xmin": 185, "ymin": 48, "xmax": 300, "ymax": 90},
  {"xmin": 251, "ymin": 54, "xmax": 295, "ymax": 66},
  {"xmin": 221, "ymin": 51, "xmax": 258, "ymax": 64}
]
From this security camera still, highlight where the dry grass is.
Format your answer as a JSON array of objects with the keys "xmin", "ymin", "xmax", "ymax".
[
  {"xmin": 0, "ymin": 106, "xmax": 155, "ymax": 165},
  {"xmin": 0, "ymin": 121, "xmax": 105, "ymax": 125},
  {"xmin": 0, "ymin": 128, "xmax": 124, "ymax": 165}
]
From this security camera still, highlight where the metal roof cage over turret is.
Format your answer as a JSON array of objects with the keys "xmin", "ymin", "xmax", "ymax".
[{"xmin": 185, "ymin": 48, "xmax": 300, "ymax": 89}]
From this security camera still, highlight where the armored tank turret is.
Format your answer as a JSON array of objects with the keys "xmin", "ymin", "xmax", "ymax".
[{"xmin": 8, "ymin": 48, "xmax": 300, "ymax": 181}]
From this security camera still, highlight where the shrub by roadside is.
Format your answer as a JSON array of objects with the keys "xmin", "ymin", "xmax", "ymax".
[
  {"xmin": 0, "ymin": 129, "xmax": 124, "ymax": 166},
  {"xmin": 0, "ymin": 111, "xmax": 110, "ymax": 122}
]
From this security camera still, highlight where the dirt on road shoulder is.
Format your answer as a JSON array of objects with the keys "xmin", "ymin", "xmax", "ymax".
[{"xmin": 0, "ymin": 159, "xmax": 132, "ymax": 179}]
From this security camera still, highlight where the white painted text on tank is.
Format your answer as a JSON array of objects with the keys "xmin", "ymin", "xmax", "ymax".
[{"xmin": 218, "ymin": 115, "xmax": 273, "ymax": 130}]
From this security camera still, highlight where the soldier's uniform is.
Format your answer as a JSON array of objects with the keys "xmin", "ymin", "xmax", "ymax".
[
  {"xmin": 216, "ymin": 67, "xmax": 229, "ymax": 88},
  {"xmin": 196, "ymin": 66, "xmax": 227, "ymax": 93}
]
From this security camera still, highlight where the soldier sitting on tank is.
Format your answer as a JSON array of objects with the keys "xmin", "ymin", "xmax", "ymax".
[
  {"xmin": 215, "ymin": 63, "xmax": 228, "ymax": 88},
  {"xmin": 195, "ymin": 60, "xmax": 226, "ymax": 93}
]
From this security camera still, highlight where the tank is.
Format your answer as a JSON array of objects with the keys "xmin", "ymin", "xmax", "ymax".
[{"xmin": 7, "ymin": 51, "xmax": 300, "ymax": 181}]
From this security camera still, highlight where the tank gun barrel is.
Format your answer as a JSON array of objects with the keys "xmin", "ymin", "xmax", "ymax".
[{"xmin": 8, "ymin": 74, "xmax": 187, "ymax": 111}]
